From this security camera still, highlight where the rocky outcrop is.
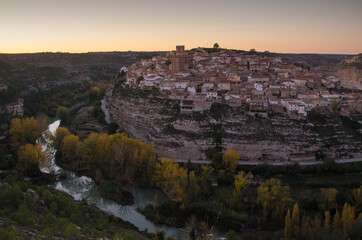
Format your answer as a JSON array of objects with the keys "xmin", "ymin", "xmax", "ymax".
[
  {"xmin": 107, "ymin": 87, "xmax": 362, "ymax": 162},
  {"xmin": 337, "ymin": 54, "xmax": 362, "ymax": 90}
]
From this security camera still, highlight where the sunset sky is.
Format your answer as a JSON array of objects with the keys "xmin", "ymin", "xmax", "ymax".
[{"xmin": 1, "ymin": 0, "xmax": 361, "ymax": 54}]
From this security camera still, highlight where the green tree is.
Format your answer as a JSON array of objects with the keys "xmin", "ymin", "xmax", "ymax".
[
  {"xmin": 213, "ymin": 43, "xmax": 219, "ymax": 49},
  {"xmin": 57, "ymin": 106, "xmax": 71, "ymax": 125},
  {"xmin": 331, "ymin": 99, "xmax": 341, "ymax": 113},
  {"xmin": 64, "ymin": 223, "xmax": 80, "ymax": 239},
  {"xmin": 222, "ymin": 149, "xmax": 239, "ymax": 173},
  {"xmin": 226, "ymin": 230, "xmax": 237, "ymax": 240}
]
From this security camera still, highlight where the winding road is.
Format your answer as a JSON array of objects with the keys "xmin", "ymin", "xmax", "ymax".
[{"xmin": 175, "ymin": 157, "xmax": 362, "ymax": 166}]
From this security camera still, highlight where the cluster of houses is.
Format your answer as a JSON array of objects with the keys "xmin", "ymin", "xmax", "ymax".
[{"xmin": 123, "ymin": 46, "xmax": 362, "ymax": 118}]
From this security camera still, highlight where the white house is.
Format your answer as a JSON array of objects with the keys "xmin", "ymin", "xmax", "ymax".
[
  {"xmin": 217, "ymin": 81, "xmax": 231, "ymax": 91},
  {"xmin": 175, "ymin": 80, "xmax": 189, "ymax": 89}
]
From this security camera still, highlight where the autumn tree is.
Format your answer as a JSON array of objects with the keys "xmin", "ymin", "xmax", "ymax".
[
  {"xmin": 88, "ymin": 86, "xmax": 101, "ymax": 100},
  {"xmin": 322, "ymin": 188, "xmax": 338, "ymax": 210},
  {"xmin": 52, "ymin": 127, "xmax": 71, "ymax": 151},
  {"xmin": 300, "ymin": 215, "xmax": 312, "ymax": 239},
  {"xmin": 61, "ymin": 134, "xmax": 82, "ymax": 164},
  {"xmin": 222, "ymin": 149, "xmax": 239, "ymax": 173},
  {"xmin": 332, "ymin": 210, "xmax": 343, "ymax": 239},
  {"xmin": 324, "ymin": 211, "xmax": 331, "ymax": 230},
  {"xmin": 291, "ymin": 203, "xmax": 300, "ymax": 238},
  {"xmin": 341, "ymin": 202, "xmax": 356, "ymax": 238},
  {"xmin": 153, "ymin": 158, "xmax": 196, "ymax": 207},
  {"xmin": 17, "ymin": 144, "xmax": 47, "ymax": 175},
  {"xmin": 257, "ymin": 178, "xmax": 291, "ymax": 221},
  {"xmin": 352, "ymin": 185, "xmax": 362, "ymax": 212},
  {"xmin": 284, "ymin": 209, "xmax": 292, "ymax": 240},
  {"xmin": 230, "ymin": 171, "xmax": 250, "ymax": 210},
  {"xmin": 10, "ymin": 117, "xmax": 40, "ymax": 144},
  {"xmin": 57, "ymin": 106, "xmax": 71, "ymax": 125}
]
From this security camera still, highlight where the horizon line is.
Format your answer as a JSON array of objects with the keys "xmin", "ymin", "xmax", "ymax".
[{"xmin": 0, "ymin": 49, "xmax": 360, "ymax": 55}]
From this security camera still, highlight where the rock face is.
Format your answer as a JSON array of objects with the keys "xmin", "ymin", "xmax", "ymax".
[
  {"xmin": 337, "ymin": 54, "xmax": 362, "ymax": 90},
  {"xmin": 107, "ymin": 87, "xmax": 362, "ymax": 162}
]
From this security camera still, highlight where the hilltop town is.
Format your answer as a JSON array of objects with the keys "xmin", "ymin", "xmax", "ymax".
[{"xmin": 124, "ymin": 46, "xmax": 362, "ymax": 119}]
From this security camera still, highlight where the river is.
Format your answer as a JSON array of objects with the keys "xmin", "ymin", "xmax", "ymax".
[{"xmin": 40, "ymin": 120, "xmax": 188, "ymax": 239}]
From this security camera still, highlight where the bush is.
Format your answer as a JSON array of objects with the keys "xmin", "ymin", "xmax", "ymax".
[{"xmin": 64, "ymin": 223, "xmax": 80, "ymax": 239}]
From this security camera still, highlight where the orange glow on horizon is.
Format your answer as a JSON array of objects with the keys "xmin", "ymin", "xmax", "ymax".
[{"xmin": 1, "ymin": 0, "xmax": 361, "ymax": 54}]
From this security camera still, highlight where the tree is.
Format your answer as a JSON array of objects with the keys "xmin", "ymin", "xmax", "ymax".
[
  {"xmin": 324, "ymin": 211, "xmax": 331, "ymax": 230},
  {"xmin": 341, "ymin": 202, "xmax": 356, "ymax": 238},
  {"xmin": 17, "ymin": 144, "xmax": 47, "ymax": 175},
  {"xmin": 153, "ymin": 158, "xmax": 194, "ymax": 207},
  {"xmin": 301, "ymin": 215, "xmax": 312, "ymax": 239},
  {"xmin": 213, "ymin": 43, "xmax": 219, "ymax": 49},
  {"xmin": 53, "ymin": 127, "xmax": 71, "ymax": 151},
  {"xmin": 136, "ymin": 76, "xmax": 143, "ymax": 84},
  {"xmin": 10, "ymin": 117, "xmax": 40, "ymax": 144},
  {"xmin": 352, "ymin": 185, "xmax": 362, "ymax": 212},
  {"xmin": 256, "ymin": 178, "xmax": 291, "ymax": 221},
  {"xmin": 331, "ymin": 99, "xmax": 341, "ymax": 113},
  {"xmin": 231, "ymin": 171, "xmax": 250, "ymax": 210},
  {"xmin": 57, "ymin": 106, "xmax": 71, "ymax": 125},
  {"xmin": 226, "ymin": 230, "xmax": 237, "ymax": 240},
  {"xmin": 88, "ymin": 86, "xmax": 101, "ymax": 100},
  {"xmin": 61, "ymin": 134, "xmax": 82, "ymax": 164},
  {"xmin": 222, "ymin": 149, "xmax": 239, "ymax": 173},
  {"xmin": 291, "ymin": 203, "xmax": 300, "ymax": 237},
  {"xmin": 284, "ymin": 209, "xmax": 292, "ymax": 240},
  {"xmin": 322, "ymin": 188, "xmax": 338, "ymax": 210},
  {"xmin": 332, "ymin": 210, "xmax": 343, "ymax": 239}
]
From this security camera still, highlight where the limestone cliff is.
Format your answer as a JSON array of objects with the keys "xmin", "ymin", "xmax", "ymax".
[
  {"xmin": 337, "ymin": 54, "xmax": 362, "ymax": 90},
  {"xmin": 106, "ymin": 87, "xmax": 361, "ymax": 162}
]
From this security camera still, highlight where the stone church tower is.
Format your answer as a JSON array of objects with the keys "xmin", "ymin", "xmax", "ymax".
[{"xmin": 168, "ymin": 45, "xmax": 192, "ymax": 71}]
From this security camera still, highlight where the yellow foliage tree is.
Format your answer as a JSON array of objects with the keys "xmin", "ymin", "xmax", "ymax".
[
  {"xmin": 322, "ymin": 188, "xmax": 338, "ymax": 210},
  {"xmin": 17, "ymin": 144, "xmax": 47, "ymax": 175},
  {"xmin": 284, "ymin": 209, "xmax": 292, "ymax": 240},
  {"xmin": 231, "ymin": 171, "xmax": 250, "ymax": 210},
  {"xmin": 332, "ymin": 210, "xmax": 343, "ymax": 239},
  {"xmin": 300, "ymin": 215, "xmax": 311, "ymax": 239},
  {"xmin": 153, "ymin": 158, "xmax": 192, "ymax": 206},
  {"xmin": 10, "ymin": 117, "xmax": 39, "ymax": 144},
  {"xmin": 324, "ymin": 211, "xmax": 331, "ymax": 230},
  {"xmin": 352, "ymin": 185, "xmax": 362, "ymax": 212},
  {"xmin": 53, "ymin": 127, "xmax": 71, "ymax": 151},
  {"xmin": 222, "ymin": 149, "xmax": 239, "ymax": 173},
  {"xmin": 88, "ymin": 86, "xmax": 101, "ymax": 100},
  {"xmin": 291, "ymin": 203, "xmax": 300, "ymax": 238},
  {"xmin": 256, "ymin": 178, "xmax": 291, "ymax": 221},
  {"xmin": 61, "ymin": 134, "xmax": 82, "ymax": 164},
  {"xmin": 341, "ymin": 202, "xmax": 356, "ymax": 238}
]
